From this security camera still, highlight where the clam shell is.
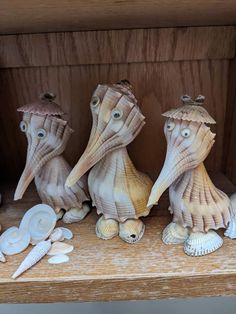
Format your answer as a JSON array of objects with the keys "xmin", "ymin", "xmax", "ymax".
[
  {"xmin": 49, "ymin": 228, "xmax": 64, "ymax": 242},
  {"xmin": 47, "ymin": 242, "xmax": 74, "ymax": 256},
  {"xmin": 96, "ymin": 216, "xmax": 119, "ymax": 240},
  {"xmin": 12, "ymin": 239, "xmax": 52, "ymax": 279},
  {"xmin": 119, "ymin": 219, "xmax": 145, "ymax": 244},
  {"xmin": 20, "ymin": 204, "xmax": 57, "ymax": 245},
  {"xmin": 184, "ymin": 231, "xmax": 223, "ymax": 256},
  {"xmin": 162, "ymin": 222, "xmax": 189, "ymax": 245},
  {"xmin": 60, "ymin": 227, "xmax": 73, "ymax": 240},
  {"xmin": 17, "ymin": 93, "xmax": 65, "ymax": 116},
  {"xmin": 48, "ymin": 254, "xmax": 69, "ymax": 264},
  {"xmin": 0, "ymin": 227, "xmax": 31, "ymax": 255},
  {"xmin": 0, "ymin": 251, "xmax": 6, "ymax": 263},
  {"xmin": 162, "ymin": 101, "xmax": 216, "ymax": 124}
]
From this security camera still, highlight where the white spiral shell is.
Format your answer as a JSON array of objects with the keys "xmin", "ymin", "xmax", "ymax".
[
  {"xmin": 20, "ymin": 204, "xmax": 57, "ymax": 244},
  {"xmin": 12, "ymin": 239, "xmax": 52, "ymax": 279},
  {"xmin": 0, "ymin": 227, "xmax": 30, "ymax": 255}
]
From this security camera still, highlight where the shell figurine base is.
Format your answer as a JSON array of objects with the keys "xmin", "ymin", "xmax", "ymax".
[
  {"xmin": 96, "ymin": 216, "xmax": 119, "ymax": 240},
  {"xmin": 119, "ymin": 219, "xmax": 145, "ymax": 244},
  {"xmin": 184, "ymin": 230, "xmax": 223, "ymax": 256},
  {"xmin": 162, "ymin": 222, "xmax": 189, "ymax": 244},
  {"xmin": 62, "ymin": 204, "xmax": 90, "ymax": 224}
]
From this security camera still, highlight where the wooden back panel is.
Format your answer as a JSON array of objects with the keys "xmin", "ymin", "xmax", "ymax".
[{"xmin": 0, "ymin": 26, "xmax": 235, "ymax": 182}]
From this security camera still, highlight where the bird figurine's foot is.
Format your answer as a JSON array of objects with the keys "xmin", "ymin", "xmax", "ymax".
[
  {"xmin": 119, "ymin": 219, "xmax": 145, "ymax": 244},
  {"xmin": 62, "ymin": 204, "xmax": 90, "ymax": 223},
  {"xmin": 162, "ymin": 222, "xmax": 189, "ymax": 244},
  {"xmin": 184, "ymin": 230, "xmax": 223, "ymax": 256},
  {"xmin": 96, "ymin": 216, "xmax": 119, "ymax": 240},
  {"xmin": 56, "ymin": 209, "xmax": 64, "ymax": 221}
]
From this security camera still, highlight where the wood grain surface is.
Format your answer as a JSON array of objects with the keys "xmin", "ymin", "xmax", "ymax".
[
  {"xmin": 0, "ymin": 175, "xmax": 235, "ymax": 303},
  {"xmin": 223, "ymin": 58, "xmax": 236, "ymax": 185},
  {"xmin": 0, "ymin": 27, "xmax": 235, "ymax": 68},
  {"xmin": 0, "ymin": 1, "xmax": 236, "ymax": 34}
]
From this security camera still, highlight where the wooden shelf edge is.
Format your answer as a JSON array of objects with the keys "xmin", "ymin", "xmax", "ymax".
[{"xmin": 0, "ymin": 172, "xmax": 236, "ymax": 303}]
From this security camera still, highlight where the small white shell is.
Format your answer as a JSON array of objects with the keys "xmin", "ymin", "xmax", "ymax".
[
  {"xmin": 0, "ymin": 227, "xmax": 30, "ymax": 256},
  {"xmin": 162, "ymin": 222, "xmax": 189, "ymax": 244},
  {"xmin": 48, "ymin": 254, "xmax": 69, "ymax": 264},
  {"xmin": 62, "ymin": 205, "xmax": 90, "ymax": 223},
  {"xmin": 49, "ymin": 228, "xmax": 64, "ymax": 242},
  {"xmin": 0, "ymin": 251, "xmax": 6, "ymax": 263},
  {"xmin": 184, "ymin": 231, "xmax": 223, "ymax": 256},
  {"xmin": 60, "ymin": 227, "xmax": 73, "ymax": 240},
  {"xmin": 47, "ymin": 242, "xmax": 74, "ymax": 256},
  {"xmin": 12, "ymin": 239, "xmax": 52, "ymax": 279},
  {"xmin": 20, "ymin": 204, "xmax": 57, "ymax": 244}
]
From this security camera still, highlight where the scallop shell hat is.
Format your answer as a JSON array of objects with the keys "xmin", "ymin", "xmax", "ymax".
[
  {"xmin": 163, "ymin": 95, "xmax": 216, "ymax": 124},
  {"xmin": 17, "ymin": 92, "xmax": 65, "ymax": 116}
]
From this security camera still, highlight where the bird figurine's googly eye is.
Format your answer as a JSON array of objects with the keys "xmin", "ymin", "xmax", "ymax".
[
  {"xmin": 181, "ymin": 128, "xmax": 191, "ymax": 138},
  {"xmin": 90, "ymin": 96, "xmax": 100, "ymax": 108},
  {"xmin": 166, "ymin": 121, "xmax": 175, "ymax": 131},
  {"xmin": 111, "ymin": 108, "xmax": 123, "ymax": 120},
  {"xmin": 36, "ymin": 128, "xmax": 47, "ymax": 139},
  {"xmin": 20, "ymin": 121, "xmax": 28, "ymax": 132}
]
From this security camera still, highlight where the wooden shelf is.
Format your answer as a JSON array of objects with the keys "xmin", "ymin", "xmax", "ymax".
[
  {"xmin": 0, "ymin": 172, "xmax": 236, "ymax": 304},
  {"xmin": 0, "ymin": 1, "xmax": 236, "ymax": 34}
]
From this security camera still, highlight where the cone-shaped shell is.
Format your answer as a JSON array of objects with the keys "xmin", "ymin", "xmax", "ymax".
[
  {"xmin": 12, "ymin": 239, "xmax": 52, "ymax": 279},
  {"xmin": 17, "ymin": 93, "xmax": 65, "ymax": 116},
  {"xmin": 163, "ymin": 95, "xmax": 216, "ymax": 124}
]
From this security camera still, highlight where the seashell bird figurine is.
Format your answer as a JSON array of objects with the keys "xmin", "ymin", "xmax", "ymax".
[
  {"xmin": 66, "ymin": 80, "xmax": 153, "ymax": 243},
  {"xmin": 14, "ymin": 93, "xmax": 90, "ymax": 223},
  {"xmin": 147, "ymin": 95, "xmax": 235, "ymax": 256}
]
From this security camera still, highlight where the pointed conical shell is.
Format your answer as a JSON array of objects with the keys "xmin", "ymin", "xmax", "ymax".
[
  {"xmin": 20, "ymin": 204, "xmax": 57, "ymax": 245},
  {"xmin": 0, "ymin": 251, "xmax": 6, "ymax": 263},
  {"xmin": 119, "ymin": 219, "xmax": 145, "ymax": 244},
  {"xmin": 48, "ymin": 254, "xmax": 69, "ymax": 264},
  {"xmin": 184, "ymin": 231, "xmax": 223, "ymax": 256},
  {"xmin": 0, "ymin": 227, "xmax": 31, "ymax": 255},
  {"xmin": 12, "ymin": 239, "xmax": 51, "ymax": 279},
  {"xmin": 162, "ymin": 222, "xmax": 189, "ymax": 245},
  {"xmin": 47, "ymin": 242, "xmax": 74, "ymax": 256},
  {"xmin": 49, "ymin": 228, "xmax": 64, "ymax": 242},
  {"xmin": 96, "ymin": 216, "xmax": 119, "ymax": 240}
]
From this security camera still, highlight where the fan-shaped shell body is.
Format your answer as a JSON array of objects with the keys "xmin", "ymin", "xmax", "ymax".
[
  {"xmin": 48, "ymin": 254, "xmax": 69, "ymax": 264},
  {"xmin": 184, "ymin": 231, "xmax": 223, "ymax": 256},
  {"xmin": 35, "ymin": 156, "xmax": 89, "ymax": 213},
  {"xmin": 88, "ymin": 148, "xmax": 152, "ymax": 222},
  {"xmin": 0, "ymin": 227, "xmax": 30, "ymax": 255},
  {"xmin": 12, "ymin": 239, "xmax": 52, "ymax": 279},
  {"xmin": 20, "ymin": 204, "xmax": 57, "ymax": 244},
  {"xmin": 169, "ymin": 163, "xmax": 232, "ymax": 233},
  {"xmin": 47, "ymin": 242, "xmax": 74, "ymax": 256}
]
